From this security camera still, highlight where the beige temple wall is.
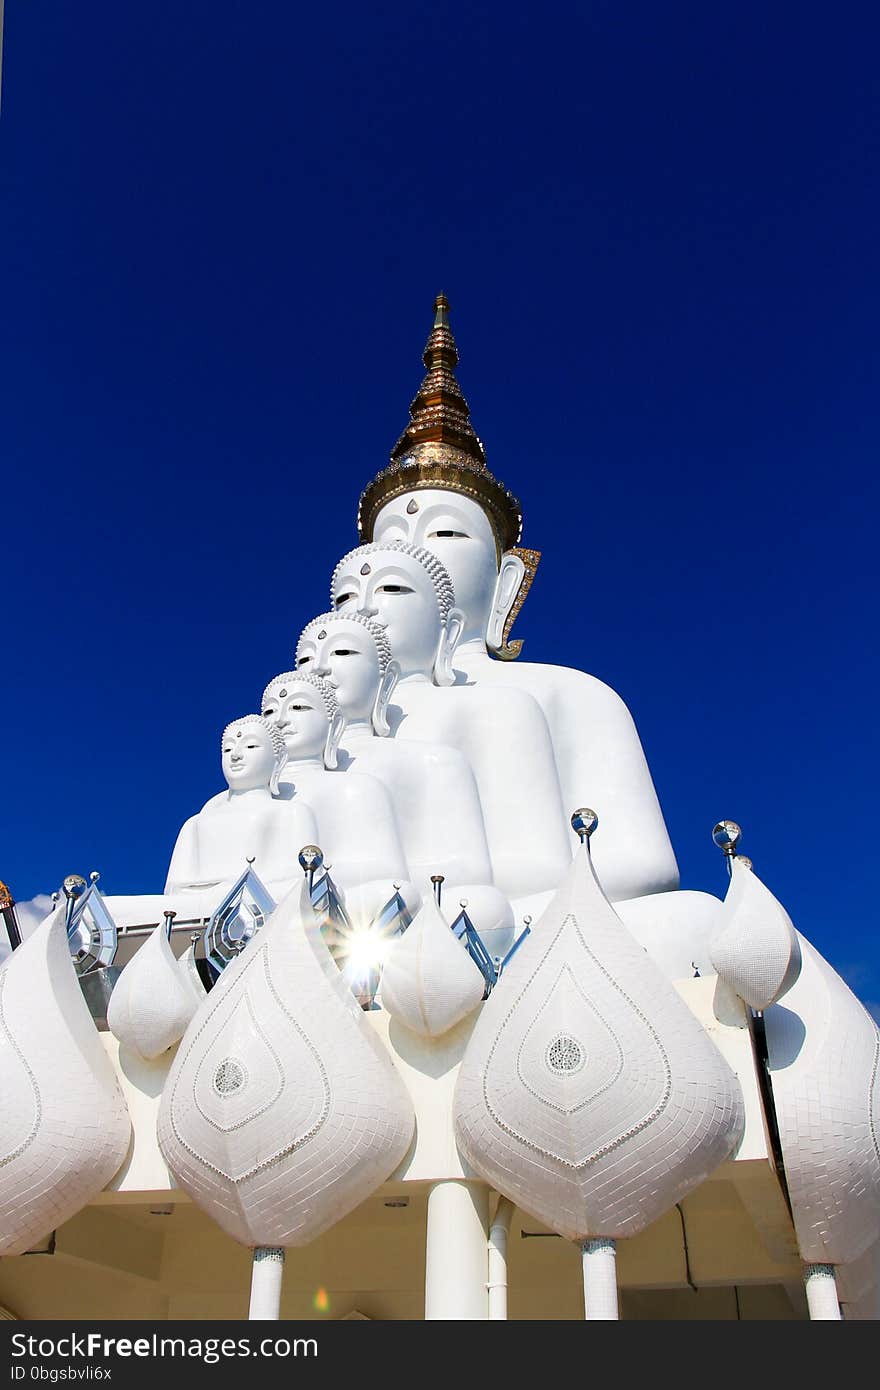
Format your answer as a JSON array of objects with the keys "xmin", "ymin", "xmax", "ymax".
[
  {"xmin": 0, "ymin": 1184, "xmax": 805, "ymax": 1321},
  {"xmin": 0, "ymin": 977, "xmax": 808, "ymax": 1320}
]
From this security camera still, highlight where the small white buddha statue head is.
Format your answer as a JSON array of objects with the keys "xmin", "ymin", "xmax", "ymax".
[
  {"xmin": 261, "ymin": 671, "xmax": 344, "ymax": 771},
  {"xmin": 295, "ymin": 612, "xmax": 399, "ymax": 737},
  {"xmin": 355, "ymin": 294, "xmax": 540, "ymax": 658},
  {"xmin": 329, "ymin": 539, "xmax": 465, "ymax": 685},
  {"xmin": 221, "ymin": 716, "xmax": 288, "ymax": 796}
]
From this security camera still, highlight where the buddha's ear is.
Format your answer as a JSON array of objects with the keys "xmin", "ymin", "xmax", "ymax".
[
  {"xmin": 486, "ymin": 548, "xmax": 541, "ymax": 661},
  {"xmin": 269, "ymin": 747, "xmax": 288, "ymax": 796},
  {"xmin": 371, "ymin": 660, "xmax": 400, "ymax": 737},
  {"xmin": 432, "ymin": 606, "xmax": 466, "ymax": 687},
  {"xmin": 323, "ymin": 711, "xmax": 346, "ymax": 770}
]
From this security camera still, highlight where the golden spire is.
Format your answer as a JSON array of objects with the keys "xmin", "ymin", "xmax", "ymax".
[
  {"xmin": 390, "ymin": 293, "xmax": 486, "ymax": 465},
  {"xmin": 0, "ymin": 881, "xmax": 14, "ymax": 912},
  {"xmin": 358, "ymin": 294, "xmax": 522, "ymax": 552}
]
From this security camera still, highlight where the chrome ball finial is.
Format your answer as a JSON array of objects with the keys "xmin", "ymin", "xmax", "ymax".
[
  {"xmin": 62, "ymin": 874, "xmax": 87, "ymax": 900},
  {"xmin": 89, "ymin": 871, "xmax": 100, "ymax": 885},
  {"xmin": 571, "ymin": 808, "xmax": 598, "ymax": 842},
  {"xmin": 712, "ymin": 821, "xmax": 742, "ymax": 856},
  {"xmin": 298, "ymin": 845, "xmax": 323, "ymax": 875}
]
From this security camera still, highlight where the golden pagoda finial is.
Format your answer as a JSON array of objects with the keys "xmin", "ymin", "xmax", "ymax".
[
  {"xmin": 358, "ymin": 294, "xmax": 522, "ymax": 552},
  {"xmin": 0, "ymin": 880, "xmax": 14, "ymax": 912},
  {"xmin": 390, "ymin": 292, "xmax": 485, "ymax": 466}
]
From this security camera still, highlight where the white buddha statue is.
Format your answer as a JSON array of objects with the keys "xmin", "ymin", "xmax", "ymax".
[
  {"xmin": 259, "ymin": 669, "xmax": 417, "ymax": 921},
  {"xmin": 165, "ymin": 715, "xmax": 318, "ymax": 900},
  {"xmin": 355, "ymin": 294, "xmax": 679, "ymax": 908},
  {"xmin": 294, "ymin": 611, "xmax": 500, "ymax": 905},
  {"xmin": 329, "ymin": 538, "xmax": 571, "ymax": 908}
]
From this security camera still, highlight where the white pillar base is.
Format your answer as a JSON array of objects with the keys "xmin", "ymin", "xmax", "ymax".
[
  {"xmin": 581, "ymin": 1237, "xmax": 619, "ymax": 1320},
  {"xmin": 803, "ymin": 1262, "xmax": 842, "ymax": 1320},
  {"xmin": 425, "ymin": 1180, "xmax": 489, "ymax": 1320},
  {"xmin": 249, "ymin": 1246, "xmax": 285, "ymax": 1320}
]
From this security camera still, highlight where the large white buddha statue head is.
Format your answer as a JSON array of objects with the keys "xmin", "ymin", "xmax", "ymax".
[
  {"xmin": 221, "ymin": 715, "xmax": 288, "ymax": 796},
  {"xmin": 261, "ymin": 670, "xmax": 341, "ymax": 768},
  {"xmin": 356, "ymin": 294, "xmax": 540, "ymax": 657},
  {"xmin": 330, "ymin": 539, "xmax": 464, "ymax": 685},
  {"xmin": 295, "ymin": 612, "xmax": 398, "ymax": 736}
]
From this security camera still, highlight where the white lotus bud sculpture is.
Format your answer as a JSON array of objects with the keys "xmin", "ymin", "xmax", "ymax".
[
  {"xmin": 763, "ymin": 935, "xmax": 880, "ymax": 1266},
  {"xmin": 710, "ymin": 858, "xmax": 801, "ymax": 1011},
  {"xmin": 157, "ymin": 882, "xmax": 415, "ymax": 1248},
  {"xmin": 379, "ymin": 894, "xmax": 486, "ymax": 1037},
  {"xmin": 177, "ymin": 936, "xmax": 209, "ymax": 1007},
  {"xmin": 0, "ymin": 905, "xmax": 131, "ymax": 1255},
  {"xmin": 108, "ymin": 916, "xmax": 202, "ymax": 1061},
  {"xmin": 454, "ymin": 836, "xmax": 745, "ymax": 1243}
]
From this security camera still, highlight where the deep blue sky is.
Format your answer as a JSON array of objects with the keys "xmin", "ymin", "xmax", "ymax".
[{"xmin": 2, "ymin": 4, "xmax": 877, "ymax": 1011}]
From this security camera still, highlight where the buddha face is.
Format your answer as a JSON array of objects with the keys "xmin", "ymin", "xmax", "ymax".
[
  {"xmin": 221, "ymin": 723, "xmax": 278, "ymax": 793},
  {"xmin": 297, "ymin": 620, "xmax": 383, "ymax": 722},
  {"xmin": 373, "ymin": 490, "xmax": 498, "ymax": 642},
  {"xmin": 261, "ymin": 681, "xmax": 327, "ymax": 760},
  {"xmin": 332, "ymin": 548, "xmax": 441, "ymax": 677}
]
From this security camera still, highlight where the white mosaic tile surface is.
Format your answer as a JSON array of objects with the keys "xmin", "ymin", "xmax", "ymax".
[
  {"xmin": 0, "ymin": 907, "xmax": 131, "ymax": 1255},
  {"xmin": 453, "ymin": 851, "xmax": 744, "ymax": 1240},
  {"xmin": 380, "ymin": 895, "xmax": 485, "ymax": 1037},
  {"xmin": 710, "ymin": 859, "xmax": 801, "ymax": 1011},
  {"xmin": 765, "ymin": 934, "xmax": 880, "ymax": 1265},
  {"xmin": 158, "ymin": 884, "xmax": 415, "ymax": 1247},
  {"xmin": 108, "ymin": 920, "xmax": 200, "ymax": 1060}
]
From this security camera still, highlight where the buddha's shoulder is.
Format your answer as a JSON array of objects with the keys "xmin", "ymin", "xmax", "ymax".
[
  {"xmin": 443, "ymin": 679, "xmax": 544, "ymax": 716},
  {"xmin": 512, "ymin": 660, "xmax": 635, "ymax": 716},
  {"xmin": 171, "ymin": 811, "xmax": 200, "ymax": 841}
]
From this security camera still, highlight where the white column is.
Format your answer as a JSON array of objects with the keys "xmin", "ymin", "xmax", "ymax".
[
  {"xmin": 425, "ymin": 1180, "xmax": 489, "ymax": 1320},
  {"xmin": 803, "ymin": 1263, "xmax": 842, "ymax": 1320},
  {"xmin": 581, "ymin": 1237, "xmax": 619, "ymax": 1320},
  {"xmin": 249, "ymin": 1246, "xmax": 285, "ymax": 1320},
  {"xmin": 488, "ymin": 1197, "xmax": 515, "ymax": 1320}
]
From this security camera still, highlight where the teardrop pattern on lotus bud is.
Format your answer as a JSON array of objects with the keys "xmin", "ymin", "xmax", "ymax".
[
  {"xmin": 379, "ymin": 895, "xmax": 486, "ymax": 1037},
  {"xmin": 453, "ymin": 851, "xmax": 745, "ymax": 1241},
  {"xmin": 710, "ymin": 858, "xmax": 801, "ymax": 1011},
  {"xmin": 108, "ymin": 920, "xmax": 201, "ymax": 1061},
  {"xmin": 0, "ymin": 906, "xmax": 131, "ymax": 1255},
  {"xmin": 157, "ymin": 883, "xmax": 415, "ymax": 1248}
]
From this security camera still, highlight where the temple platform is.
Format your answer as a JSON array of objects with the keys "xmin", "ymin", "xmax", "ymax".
[{"xmin": 0, "ymin": 976, "xmax": 807, "ymax": 1321}]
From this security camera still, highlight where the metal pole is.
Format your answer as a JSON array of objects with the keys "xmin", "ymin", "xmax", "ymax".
[
  {"xmin": 488, "ymin": 1198, "xmax": 515, "ymax": 1320},
  {"xmin": 248, "ymin": 1246, "xmax": 285, "ymax": 1320},
  {"xmin": 581, "ymin": 1238, "xmax": 619, "ymax": 1320},
  {"xmin": 803, "ymin": 1263, "xmax": 842, "ymax": 1320},
  {"xmin": 0, "ymin": 881, "xmax": 21, "ymax": 951}
]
